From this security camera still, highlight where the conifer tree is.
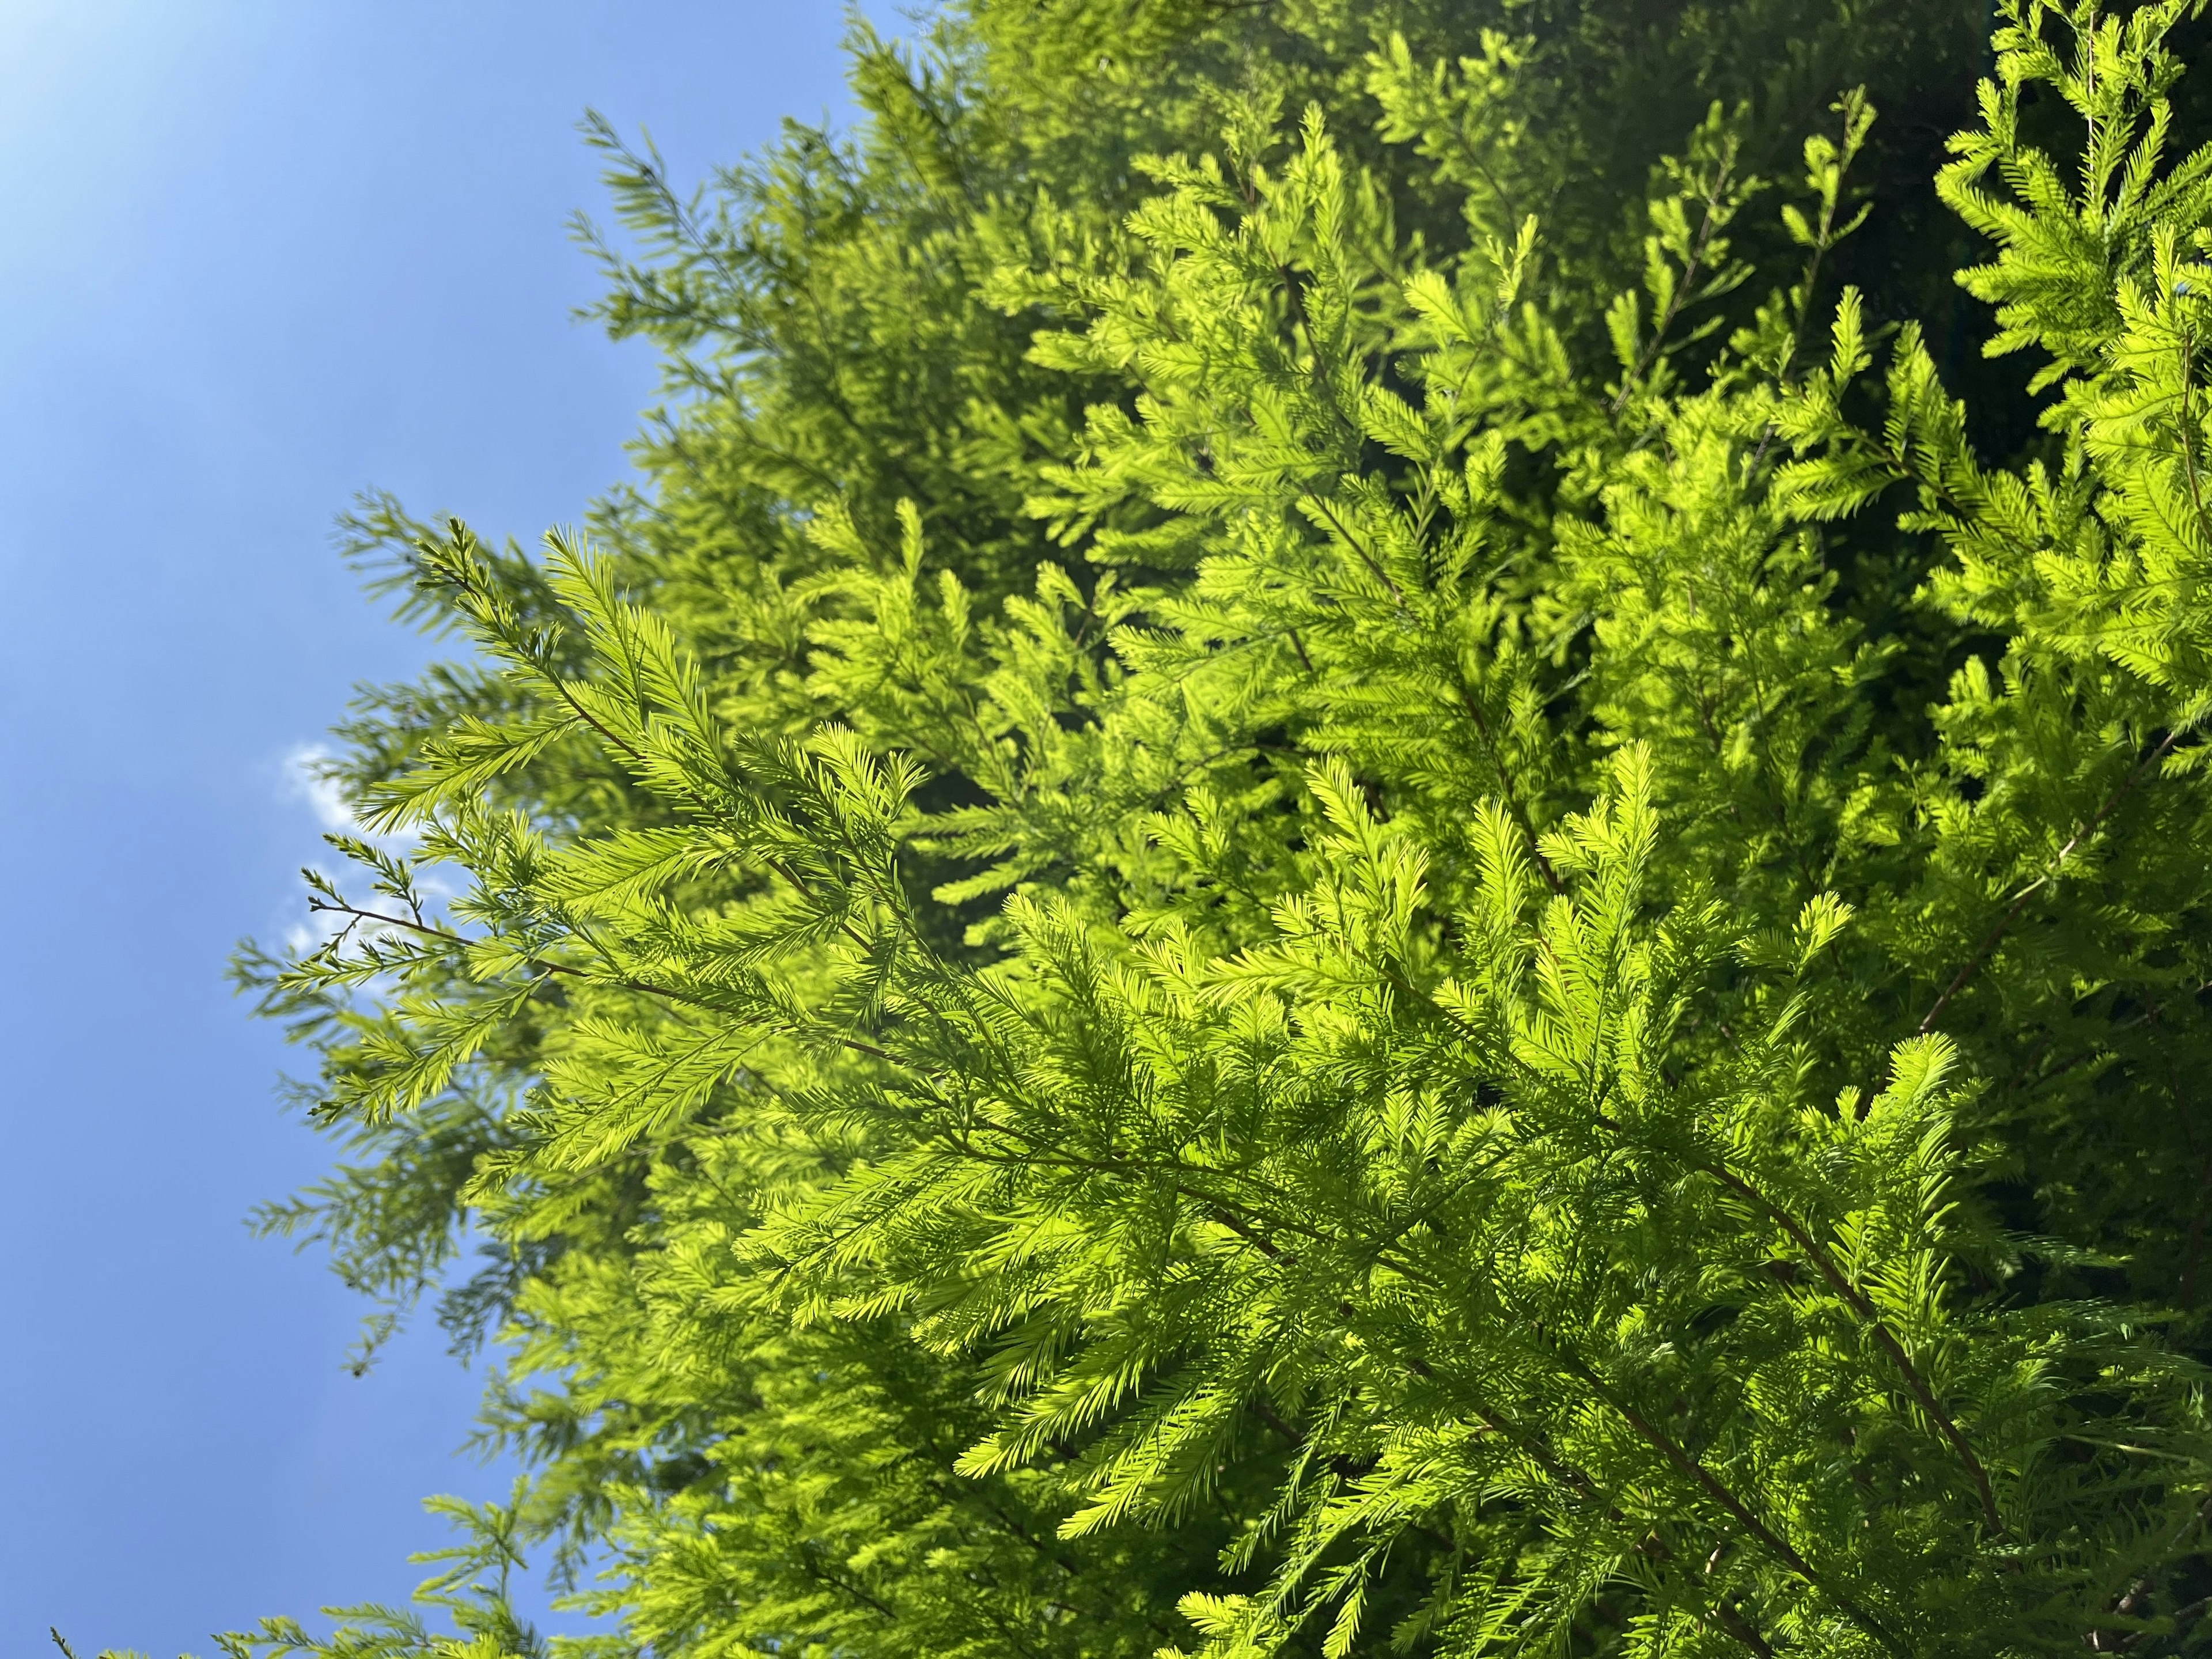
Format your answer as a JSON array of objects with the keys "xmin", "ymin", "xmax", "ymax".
[{"xmin": 213, "ymin": 0, "xmax": 2212, "ymax": 1654}]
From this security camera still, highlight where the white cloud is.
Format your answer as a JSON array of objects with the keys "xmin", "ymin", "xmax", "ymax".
[
  {"xmin": 283, "ymin": 743, "xmax": 359, "ymax": 835},
  {"xmin": 281, "ymin": 743, "xmax": 430, "ymax": 855},
  {"xmin": 273, "ymin": 742, "xmax": 453, "ymax": 961}
]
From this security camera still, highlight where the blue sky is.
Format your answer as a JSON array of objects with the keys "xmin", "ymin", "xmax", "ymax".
[{"xmin": 0, "ymin": 3, "xmax": 856, "ymax": 1648}]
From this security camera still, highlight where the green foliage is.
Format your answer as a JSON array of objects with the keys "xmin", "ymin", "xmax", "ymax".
[
  {"xmin": 215, "ymin": 1487, "xmax": 574, "ymax": 1659},
  {"xmin": 222, "ymin": 0, "xmax": 2212, "ymax": 1654}
]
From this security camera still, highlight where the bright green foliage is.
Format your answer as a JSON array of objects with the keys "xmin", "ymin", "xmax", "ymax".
[{"xmin": 218, "ymin": 0, "xmax": 2212, "ymax": 1654}]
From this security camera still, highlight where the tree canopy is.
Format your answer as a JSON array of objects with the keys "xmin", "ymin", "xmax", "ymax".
[{"xmin": 210, "ymin": 0, "xmax": 2212, "ymax": 1653}]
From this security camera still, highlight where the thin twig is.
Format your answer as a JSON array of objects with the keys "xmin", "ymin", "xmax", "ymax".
[
  {"xmin": 1455, "ymin": 681, "xmax": 1566, "ymax": 895},
  {"xmin": 1308, "ymin": 495, "xmax": 1408, "ymax": 605},
  {"xmin": 1918, "ymin": 725, "xmax": 2187, "ymax": 1036},
  {"xmin": 1611, "ymin": 151, "xmax": 1737, "ymax": 417},
  {"xmin": 1552, "ymin": 1346, "xmax": 1904, "ymax": 1657},
  {"xmin": 308, "ymin": 900, "xmax": 893, "ymax": 1062},
  {"xmin": 1691, "ymin": 1150, "xmax": 2005, "ymax": 1534}
]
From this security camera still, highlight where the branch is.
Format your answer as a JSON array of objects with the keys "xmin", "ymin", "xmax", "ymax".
[
  {"xmin": 1406, "ymin": 1332, "xmax": 1779, "ymax": 1659},
  {"xmin": 1918, "ymin": 725, "xmax": 2187, "ymax": 1036},
  {"xmin": 430, "ymin": 541, "xmax": 878, "ymax": 956},
  {"xmin": 1453, "ymin": 680, "xmax": 1565, "ymax": 894},
  {"xmin": 1308, "ymin": 495, "xmax": 1408, "ymax": 605},
  {"xmin": 1552, "ymin": 1345, "xmax": 1905, "ymax": 1657},
  {"xmin": 1690, "ymin": 1151, "xmax": 2004, "ymax": 1534},
  {"xmin": 307, "ymin": 900, "xmax": 893, "ymax": 1063},
  {"xmin": 1635, "ymin": 1533, "xmax": 1779, "ymax": 1659},
  {"xmin": 1586, "ymin": 1079, "xmax": 1999, "ymax": 1529},
  {"xmin": 1298, "ymin": 494, "xmax": 1562, "ymax": 895},
  {"xmin": 1611, "ymin": 151, "xmax": 1737, "ymax": 417}
]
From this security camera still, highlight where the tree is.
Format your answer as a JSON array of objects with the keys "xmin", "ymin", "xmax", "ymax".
[{"xmin": 218, "ymin": 0, "xmax": 2212, "ymax": 1653}]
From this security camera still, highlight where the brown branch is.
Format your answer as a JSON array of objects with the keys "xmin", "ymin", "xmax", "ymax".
[
  {"xmin": 1689, "ymin": 1151, "xmax": 2005, "ymax": 1535},
  {"xmin": 308, "ymin": 900, "xmax": 894, "ymax": 1063},
  {"xmin": 1308, "ymin": 495, "xmax": 1409, "ymax": 605},
  {"xmin": 1554, "ymin": 1347, "xmax": 1904, "ymax": 1657},
  {"xmin": 1918, "ymin": 725, "xmax": 2186, "ymax": 1036},
  {"xmin": 1635, "ymin": 1535, "xmax": 1779, "ymax": 1659},
  {"xmin": 1703, "ymin": 1597, "xmax": 1779, "ymax": 1659},
  {"xmin": 449, "ymin": 557, "xmax": 880, "ymax": 960},
  {"xmin": 1405, "ymin": 1334, "xmax": 1779, "ymax": 1659},
  {"xmin": 929, "ymin": 1122, "xmax": 1335, "ymax": 1259},
  {"xmin": 799, "ymin": 1555, "xmax": 899, "ymax": 1622}
]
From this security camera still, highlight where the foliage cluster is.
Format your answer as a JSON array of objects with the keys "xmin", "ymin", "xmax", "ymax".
[{"xmin": 198, "ymin": 0, "xmax": 2212, "ymax": 1653}]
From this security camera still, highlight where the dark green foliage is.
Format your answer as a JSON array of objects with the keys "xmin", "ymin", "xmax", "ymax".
[{"xmin": 215, "ymin": 0, "xmax": 2212, "ymax": 1654}]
